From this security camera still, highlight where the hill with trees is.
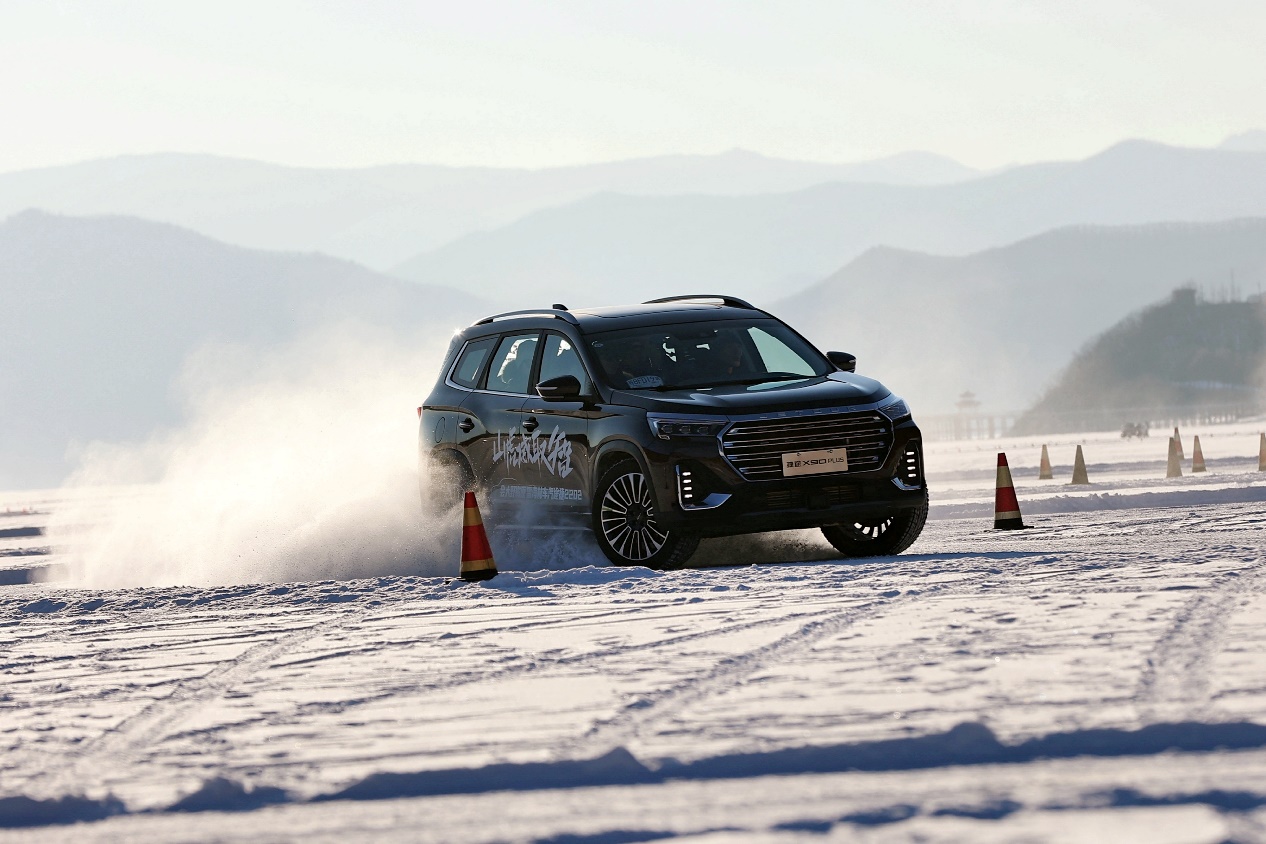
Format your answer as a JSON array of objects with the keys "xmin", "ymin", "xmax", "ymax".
[{"xmin": 1013, "ymin": 288, "xmax": 1265, "ymax": 434}]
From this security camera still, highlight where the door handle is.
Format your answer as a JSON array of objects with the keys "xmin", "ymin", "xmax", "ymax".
[
  {"xmin": 457, "ymin": 417, "xmax": 475, "ymax": 433},
  {"xmin": 522, "ymin": 416, "xmax": 539, "ymax": 432}
]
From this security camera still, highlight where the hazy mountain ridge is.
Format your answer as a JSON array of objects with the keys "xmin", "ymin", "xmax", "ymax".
[
  {"xmin": 0, "ymin": 149, "xmax": 977, "ymax": 271},
  {"xmin": 392, "ymin": 141, "xmax": 1266, "ymax": 308},
  {"xmin": 1220, "ymin": 129, "xmax": 1266, "ymax": 152},
  {"xmin": 1013, "ymin": 289, "xmax": 1265, "ymax": 434},
  {"xmin": 0, "ymin": 210, "xmax": 486, "ymax": 489},
  {"xmin": 771, "ymin": 218, "xmax": 1266, "ymax": 414}
]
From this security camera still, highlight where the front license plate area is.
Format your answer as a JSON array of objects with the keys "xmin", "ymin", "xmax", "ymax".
[{"xmin": 782, "ymin": 448, "xmax": 849, "ymax": 477}]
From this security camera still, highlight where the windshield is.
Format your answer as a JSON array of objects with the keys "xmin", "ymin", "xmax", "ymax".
[{"xmin": 586, "ymin": 319, "xmax": 831, "ymax": 391}]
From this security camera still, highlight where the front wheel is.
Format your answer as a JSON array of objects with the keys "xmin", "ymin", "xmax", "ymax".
[
  {"xmin": 821, "ymin": 491, "xmax": 928, "ymax": 558},
  {"xmin": 592, "ymin": 461, "xmax": 698, "ymax": 569}
]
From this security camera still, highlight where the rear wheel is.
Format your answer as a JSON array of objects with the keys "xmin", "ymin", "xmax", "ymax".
[
  {"xmin": 421, "ymin": 452, "xmax": 475, "ymax": 515},
  {"xmin": 593, "ymin": 461, "xmax": 698, "ymax": 569},
  {"xmin": 821, "ymin": 491, "xmax": 928, "ymax": 558}
]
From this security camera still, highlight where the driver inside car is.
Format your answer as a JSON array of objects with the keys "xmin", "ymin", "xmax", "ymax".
[{"xmin": 611, "ymin": 335, "xmax": 671, "ymax": 386}]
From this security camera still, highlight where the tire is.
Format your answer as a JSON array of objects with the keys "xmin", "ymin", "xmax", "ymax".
[
  {"xmin": 821, "ymin": 491, "xmax": 928, "ymax": 558},
  {"xmin": 592, "ymin": 461, "xmax": 698, "ymax": 569}
]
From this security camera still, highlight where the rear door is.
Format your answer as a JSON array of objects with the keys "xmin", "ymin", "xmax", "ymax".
[{"xmin": 456, "ymin": 332, "xmax": 539, "ymax": 509}]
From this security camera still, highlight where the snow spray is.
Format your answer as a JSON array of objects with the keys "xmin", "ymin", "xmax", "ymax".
[{"xmin": 50, "ymin": 324, "xmax": 465, "ymax": 587}]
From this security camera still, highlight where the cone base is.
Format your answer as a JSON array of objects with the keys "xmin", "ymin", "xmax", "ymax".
[
  {"xmin": 994, "ymin": 517, "xmax": 1026, "ymax": 530},
  {"xmin": 1039, "ymin": 472, "xmax": 1053, "ymax": 480},
  {"xmin": 460, "ymin": 566, "xmax": 498, "ymax": 582}
]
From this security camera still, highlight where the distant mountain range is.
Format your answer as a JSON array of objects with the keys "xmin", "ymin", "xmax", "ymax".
[
  {"xmin": 1013, "ymin": 289, "xmax": 1265, "ymax": 434},
  {"xmin": 0, "ymin": 211, "xmax": 485, "ymax": 489},
  {"xmin": 1220, "ymin": 129, "xmax": 1266, "ymax": 152},
  {"xmin": 772, "ymin": 218, "xmax": 1266, "ymax": 414},
  {"xmin": 392, "ymin": 141, "xmax": 1266, "ymax": 308},
  {"xmin": 0, "ymin": 149, "xmax": 977, "ymax": 271}
]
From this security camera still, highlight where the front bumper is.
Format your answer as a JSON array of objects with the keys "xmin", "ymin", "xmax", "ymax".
[{"xmin": 644, "ymin": 418, "xmax": 925, "ymax": 538}]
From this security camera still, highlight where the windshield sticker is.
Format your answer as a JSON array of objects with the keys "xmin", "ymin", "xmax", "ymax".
[
  {"xmin": 493, "ymin": 425, "xmax": 573, "ymax": 477},
  {"xmin": 626, "ymin": 375, "xmax": 664, "ymax": 389}
]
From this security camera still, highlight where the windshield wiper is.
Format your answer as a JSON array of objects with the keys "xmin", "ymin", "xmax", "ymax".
[
  {"xmin": 704, "ymin": 373, "xmax": 817, "ymax": 388},
  {"xmin": 641, "ymin": 373, "xmax": 815, "ymax": 391}
]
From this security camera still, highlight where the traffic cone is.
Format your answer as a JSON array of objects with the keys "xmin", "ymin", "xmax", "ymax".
[
  {"xmin": 1039, "ymin": 444, "xmax": 1053, "ymax": 480},
  {"xmin": 1166, "ymin": 437, "xmax": 1183, "ymax": 479},
  {"xmin": 1070, "ymin": 445, "xmax": 1090, "ymax": 485},
  {"xmin": 459, "ymin": 491, "xmax": 498, "ymax": 582},
  {"xmin": 1191, "ymin": 436, "xmax": 1206, "ymax": 473},
  {"xmin": 1259, "ymin": 433, "xmax": 1266, "ymax": 472},
  {"xmin": 1173, "ymin": 427, "xmax": 1184, "ymax": 460},
  {"xmin": 994, "ymin": 452, "xmax": 1026, "ymax": 530}
]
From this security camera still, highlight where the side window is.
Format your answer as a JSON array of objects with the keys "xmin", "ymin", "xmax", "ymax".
[
  {"xmin": 538, "ymin": 333, "xmax": 592, "ymax": 393},
  {"xmin": 450, "ymin": 336, "xmax": 497, "ymax": 388},
  {"xmin": 485, "ymin": 333, "xmax": 539, "ymax": 394}
]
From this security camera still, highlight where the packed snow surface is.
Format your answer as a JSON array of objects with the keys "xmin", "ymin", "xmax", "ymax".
[{"xmin": 3, "ymin": 422, "xmax": 1266, "ymax": 841}]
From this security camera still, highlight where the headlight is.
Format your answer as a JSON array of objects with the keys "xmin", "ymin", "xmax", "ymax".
[
  {"xmin": 879, "ymin": 396, "xmax": 911, "ymax": 422},
  {"xmin": 647, "ymin": 414, "xmax": 727, "ymax": 440}
]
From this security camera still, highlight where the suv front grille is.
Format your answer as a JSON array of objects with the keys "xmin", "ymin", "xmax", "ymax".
[{"xmin": 722, "ymin": 411, "xmax": 893, "ymax": 481}]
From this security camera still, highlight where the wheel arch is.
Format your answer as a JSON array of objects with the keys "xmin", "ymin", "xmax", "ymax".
[
  {"xmin": 593, "ymin": 440, "xmax": 651, "ymax": 486},
  {"xmin": 422, "ymin": 446, "xmax": 476, "ymax": 492}
]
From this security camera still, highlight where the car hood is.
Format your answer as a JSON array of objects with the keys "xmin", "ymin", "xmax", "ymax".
[{"xmin": 612, "ymin": 372, "xmax": 892, "ymax": 416}]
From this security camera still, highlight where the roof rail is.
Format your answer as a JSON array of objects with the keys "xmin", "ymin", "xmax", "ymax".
[
  {"xmin": 642, "ymin": 294, "xmax": 760, "ymax": 311},
  {"xmin": 473, "ymin": 308, "xmax": 580, "ymax": 326}
]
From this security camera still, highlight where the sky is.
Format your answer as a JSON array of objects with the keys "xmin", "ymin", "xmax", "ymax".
[{"xmin": 3, "ymin": 0, "xmax": 1265, "ymax": 173}]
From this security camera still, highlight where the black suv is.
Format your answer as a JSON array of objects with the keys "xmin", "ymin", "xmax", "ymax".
[{"xmin": 420, "ymin": 295, "xmax": 926, "ymax": 569}]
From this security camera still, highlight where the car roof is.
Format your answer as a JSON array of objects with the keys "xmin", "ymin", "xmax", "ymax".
[
  {"xmin": 467, "ymin": 297, "xmax": 769, "ymax": 335},
  {"xmin": 571, "ymin": 302, "xmax": 765, "ymax": 331}
]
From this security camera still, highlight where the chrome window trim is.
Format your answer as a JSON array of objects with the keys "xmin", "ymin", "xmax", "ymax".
[{"xmin": 445, "ymin": 329, "xmax": 602, "ymax": 400}]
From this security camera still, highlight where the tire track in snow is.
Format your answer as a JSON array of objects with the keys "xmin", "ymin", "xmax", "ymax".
[
  {"xmin": 561, "ymin": 591, "xmax": 916, "ymax": 760},
  {"xmin": 561, "ymin": 554, "xmax": 1135, "ymax": 760},
  {"xmin": 41, "ymin": 603, "xmax": 373, "ymax": 796},
  {"xmin": 1135, "ymin": 562, "xmax": 1266, "ymax": 723},
  {"xmin": 261, "ymin": 602, "xmax": 845, "ymax": 724}
]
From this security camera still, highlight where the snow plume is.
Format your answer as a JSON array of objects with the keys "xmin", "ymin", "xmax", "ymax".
[{"xmin": 51, "ymin": 324, "xmax": 463, "ymax": 587}]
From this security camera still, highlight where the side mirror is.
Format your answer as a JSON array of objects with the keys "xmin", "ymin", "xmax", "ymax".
[
  {"xmin": 536, "ymin": 374, "xmax": 583, "ymax": 401},
  {"xmin": 827, "ymin": 351, "xmax": 856, "ymax": 373}
]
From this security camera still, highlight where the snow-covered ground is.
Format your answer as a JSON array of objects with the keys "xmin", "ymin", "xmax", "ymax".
[{"xmin": 3, "ymin": 422, "xmax": 1266, "ymax": 841}]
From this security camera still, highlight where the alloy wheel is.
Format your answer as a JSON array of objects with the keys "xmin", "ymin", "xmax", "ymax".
[{"xmin": 599, "ymin": 471, "xmax": 668, "ymax": 561}]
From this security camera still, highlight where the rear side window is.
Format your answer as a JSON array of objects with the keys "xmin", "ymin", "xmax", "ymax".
[
  {"xmin": 485, "ymin": 333, "xmax": 540, "ymax": 394},
  {"xmin": 450, "ymin": 336, "xmax": 497, "ymax": 388}
]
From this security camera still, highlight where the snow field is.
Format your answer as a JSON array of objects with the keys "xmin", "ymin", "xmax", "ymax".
[{"xmin": 3, "ymin": 421, "xmax": 1266, "ymax": 839}]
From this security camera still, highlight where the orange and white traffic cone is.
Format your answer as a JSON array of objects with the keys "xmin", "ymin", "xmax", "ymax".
[
  {"xmin": 994, "ymin": 452, "xmax": 1025, "ymax": 530},
  {"xmin": 1166, "ymin": 437, "xmax": 1183, "ymax": 479},
  {"xmin": 1191, "ymin": 435, "xmax": 1206, "ymax": 473},
  {"xmin": 1039, "ymin": 444, "xmax": 1053, "ymax": 480},
  {"xmin": 459, "ymin": 491, "xmax": 498, "ymax": 582},
  {"xmin": 1173, "ymin": 427, "xmax": 1184, "ymax": 461},
  {"xmin": 1070, "ymin": 444, "xmax": 1090, "ymax": 485}
]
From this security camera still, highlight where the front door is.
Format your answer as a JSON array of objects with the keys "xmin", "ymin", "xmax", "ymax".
[{"xmin": 513, "ymin": 331, "xmax": 595, "ymax": 517}]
